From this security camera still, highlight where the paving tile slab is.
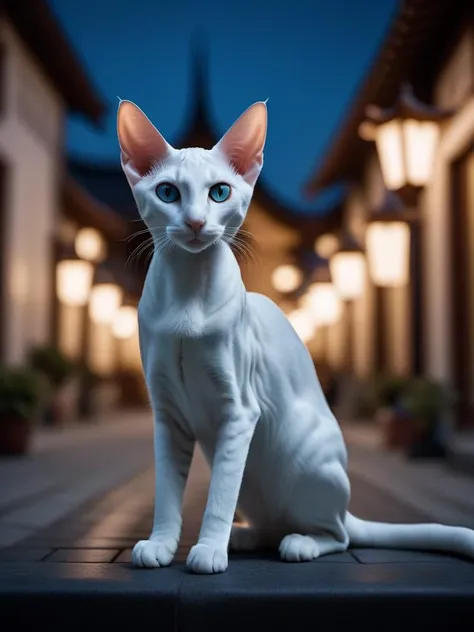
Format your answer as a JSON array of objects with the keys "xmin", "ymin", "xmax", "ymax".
[
  {"xmin": 0, "ymin": 547, "xmax": 53, "ymax": 562},
  {"xmin": 1, "ymin": 558, "xmax": 473, "ymax": 632},
  {"xmin": 350, "ymin": 547, "xmax": 473, "ymax": 564},
  {"xmin": 44, "ymin": 548, "xmax": 120, "ymax": 563}
]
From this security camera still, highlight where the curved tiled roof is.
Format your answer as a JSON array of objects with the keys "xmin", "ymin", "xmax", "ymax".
[
  {"xmin": 2, "ymin": 0, "xmax": 106, "ymax": 124},
  {"xmin": 303, "ymin": 0, "xmax": 472, "ymax": 196}
]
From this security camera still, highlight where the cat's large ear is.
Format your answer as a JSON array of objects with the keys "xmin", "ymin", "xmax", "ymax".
[
  {"xmin": 117, "ymin": 100, "xmax": 173, "ymax": 187},
  {"xmin": 213, "ymin": 102, "xmax": 267, "ymax": 187}
]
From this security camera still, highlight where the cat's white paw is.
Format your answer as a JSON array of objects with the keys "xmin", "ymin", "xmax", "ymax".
[
  {"xmin": 230, "ymin": 524, "xmax": 260, "ymax": 551},
  {"xmin": 132, "ymin": 538, "xmax": 176, "ymax": 568},
  {"xmin": 186, "ymin": 543, "xmax": 228, "ymax": 574},
  {"xmin": 279, "ymin": 534, "xmax": 320, "ymax": 562}
]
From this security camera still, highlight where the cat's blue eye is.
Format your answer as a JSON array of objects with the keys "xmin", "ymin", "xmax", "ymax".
[
  {"xmin": 209, "ymin": 183, "xmax": 231, "ymax": 203},
  {"xmin": 156, "ymin": 182, "xmax": 180, "ymax": 203}
]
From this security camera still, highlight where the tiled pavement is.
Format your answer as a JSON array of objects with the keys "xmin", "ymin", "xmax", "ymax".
[
  {"xmin": 0, "ymin": 409, "xmax": 154, "ymax": 548},
  {"xmin": 1, "ymin": 435, "xmax": 474, "ymax": 630},
  {"xmin": 0, "ymin": 444, "xmax": 441, "ymax": 565}
]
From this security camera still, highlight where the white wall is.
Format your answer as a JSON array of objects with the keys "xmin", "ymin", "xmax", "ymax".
[
  {"xmin": 424, "ymin": 96, "xmax": 474, "ymax": 382},
  {"xmin": 423, "ymin": 23, "xmax": 474, "ymax": 383},
  {"xmin": 0, "ymin": 19, "xmax": 63, "ymax": 363}
]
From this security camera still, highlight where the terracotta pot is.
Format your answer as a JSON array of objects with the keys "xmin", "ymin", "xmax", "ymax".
[
  {"xmin": 0, "ymin": 416, "xmax": 31, "ymax": 455},
  {"xmin": 376, "ymin": 408, "xmax": 420, "ymax": 449}
]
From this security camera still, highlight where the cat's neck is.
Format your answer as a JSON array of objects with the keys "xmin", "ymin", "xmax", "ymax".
[{"xmin": 141, "ymin": 240, "xmax": 245, "ymax": 336}]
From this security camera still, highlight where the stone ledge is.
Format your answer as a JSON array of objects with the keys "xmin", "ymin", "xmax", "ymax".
[{"xmin": 0, "ymin": 552, "xmax": 473, "ymax": 631}]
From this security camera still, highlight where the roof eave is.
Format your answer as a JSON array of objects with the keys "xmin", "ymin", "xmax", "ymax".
[
  {"xmin": 2, "ymin": 0, "xmax": 107, "ymax": 125},
  {"xmin": 303, "ymin": 0, "xmax": 468, "ymax": 198}
]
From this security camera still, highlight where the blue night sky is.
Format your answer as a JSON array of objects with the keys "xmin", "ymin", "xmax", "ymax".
[{"xmin": 49, "ymin": 0, "xmax": 397, "ymax": 213}]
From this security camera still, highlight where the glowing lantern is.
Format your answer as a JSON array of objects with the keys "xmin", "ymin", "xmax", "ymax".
[
  {"xmin": 272, "ymin": 264, "xmax": 303, "ymax": 293},
  {"xmin": 307, "ymin": 282, "xmax": 342, "ymax": 326},
  {"xmin": 365, "ymin": 192, "xmax": 416, "ymax": 288},
  {"xmin": 56, "ymin": 256, "xmax": 94, "ymax": 306},
  {"xmin": 330, "ymin": 252, "xmax": 366, "ymax": 299},
  {"xmin": 314, "ymin": 233, "xmax": 339, "ymax": 259},
  {"xmin": 75, "ymin": 227, "xmax": 107, "ymax": 263},
  {"xmin": 366, "ymin": 221, "xmax": 410, "ymax": 288},
  {"xmin": 359, "ymin": 84, "xmax": 452, "ymax": 193},
  {"xmin": 89, "ymin": 266, "xmax": 122, "ymax": 324},
  {"xmin": 297, "ymin": 262, "xmax": 342, "ymax": 327},
  {"xmin": 329, "ymin": 233, "xmax": 366, "ymax": 300},
  {"xmin": 113, "ymin": 305, "xmax": 138, "ymax": 339}
]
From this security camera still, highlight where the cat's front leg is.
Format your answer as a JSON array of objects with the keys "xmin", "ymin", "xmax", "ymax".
[
  {"xmin": 132, "ymin": 412, "xmax": 194, "ymax": 568},
  {"xmin": 186, "ymin": 413, "xmax": 258, "ymax": 574}
]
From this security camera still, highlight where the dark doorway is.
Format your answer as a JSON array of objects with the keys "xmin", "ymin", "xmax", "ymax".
[{"xmin": 450, "ymin": 146, "xmax": 474, "ymax": 429}]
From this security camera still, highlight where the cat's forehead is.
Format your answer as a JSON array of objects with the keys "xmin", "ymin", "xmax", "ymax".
[{"xmin": 155, "ymin": 147, "xmax": 235, "ymax": 183}]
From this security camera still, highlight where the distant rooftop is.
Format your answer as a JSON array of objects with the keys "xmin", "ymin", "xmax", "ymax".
[{"xmin": 3, "ymin": 0, "xmax": 106, "ymax": 125}]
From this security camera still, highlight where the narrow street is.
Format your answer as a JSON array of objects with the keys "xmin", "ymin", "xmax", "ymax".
[
  {"xmin": 1, "ymin": 416, "xmax": 473, "ymax": 560},
  {"xmin": 2, "ymin": 415, "xmax": 474, "ymax": 630}
]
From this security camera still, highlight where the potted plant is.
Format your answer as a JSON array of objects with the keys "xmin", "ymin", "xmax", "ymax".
[
  {"xmin": 400, "ymin": 376, "xmax": 454, "ymax": 458},
  {"xmin": 372, "ymin": 374, "xmax": 416, "ymax": 449},
  {"xmin": 0, "ymin": 365, "xmax": 46, "ymax": 455},
  {"xmin": 28, "ymin": 345, "xmax": 78, "ymax": 425}
]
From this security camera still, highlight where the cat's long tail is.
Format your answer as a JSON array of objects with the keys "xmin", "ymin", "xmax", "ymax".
[{"xmin": 345, "ymin": 512, "xmax": 474, "ymax": 559}]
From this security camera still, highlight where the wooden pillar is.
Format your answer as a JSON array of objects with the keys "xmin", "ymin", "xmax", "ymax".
[
  {"xmin": 374, "ymin": 285, "xmax": 387, "ymax": 373},
  {"xmin": 410, "ymin": 221, "xmax": 423, "ymax": 376},
  {"xmin": 345, "ymin": 300, "xmax": 354, "ymax": 373}
]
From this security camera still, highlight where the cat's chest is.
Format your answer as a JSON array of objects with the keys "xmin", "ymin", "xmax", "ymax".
[{"xmin": 145, "ymin": 333, "xmax": 234, "ymax": 435}]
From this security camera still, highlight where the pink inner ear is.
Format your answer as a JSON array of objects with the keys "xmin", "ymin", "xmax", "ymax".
[
  {"xmin": 216, "ymin": 102, "xmax": 267, "ymax": 182},
  {"xmin": 117, "ymin": 101, "xmax": 170, "ymax": 177}
]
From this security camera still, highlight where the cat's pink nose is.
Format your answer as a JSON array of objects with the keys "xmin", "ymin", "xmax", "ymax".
[{"xmin": 185, "ymin": 219, "xmax": 206, "ymax": 233}]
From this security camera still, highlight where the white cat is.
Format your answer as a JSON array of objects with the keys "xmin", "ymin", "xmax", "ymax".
[{"xmin": 117, "ymin": 100, "xmax": 474, "ymax": 574}]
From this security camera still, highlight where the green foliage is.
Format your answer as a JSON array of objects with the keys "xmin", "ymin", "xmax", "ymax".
[
  {"xmin": 0, "ymin": 365, "xmax": 48, "ymax": 421},
  {"xmin": 400, "ymin": 376, "xmax": 455, "ymax": 425},
  {"xmin": 372, "ymin": 374, "xmax": 412, "ymax": 408},
  {"xmin": 28, "ymin": 345, "xmax": 77, "ymax": 388}
]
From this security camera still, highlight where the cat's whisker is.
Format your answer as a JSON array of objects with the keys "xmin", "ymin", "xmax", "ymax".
[
  {"xmin": 229, "ymin": 236, "xmax": 259, "ymax": 265},
  {"xmin": 126, "ymin": 236, "xmax": 157, "ymax": 268},
  {"xmin": 153, "ymin": 234, "xmax": 175, "ymax": 259},
  {"xmin": 127, "ymin": 225, "xmax": 169, "ymax": 241},
  {"xmin": 223, "ymin": 233, "xmax": 258, "ymax": 258},
  {"xmin": 126, "ymin": 239, "xmax": 151, "ymax": 264},
  {"xmin": 145, "ymin": 247, "xmax": 155, "ymax": 265},
  {"xmin": 140, "ymin": 239, "xmax": 162, "ymax": 266},
  {"xmin": 159, "ymin": 238, "xmax": 175, "ymax": 259},
  {"xmin": 125, "ymin": 228, "xmax": 154, "ymax": 242},
  {"xmin": 223, "ymin": 235, "xmax": 256, "ymax": 265},
  {"xmin": 239, "ymin": 237, "xmax": 261, "ymax": 261},
  {"xmin": 149, "ymin": 238, "xmax": 171, "ymax": 261},
  {"xmin": 225, "ymin": 226, "xmax": 255, "ymax": 239}
]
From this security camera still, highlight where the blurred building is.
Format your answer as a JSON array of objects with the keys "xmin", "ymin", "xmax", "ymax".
[
  {"xmin": 304, "ymin": 0, "xmax": 474, "ymax": 428},
  {"xmin": 0, "ymin": 1, "xmax": 144, "ymax": 414},
  {"xmin": 0, "ymin": 0, "xmax": 103, "ymax": 363}
]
